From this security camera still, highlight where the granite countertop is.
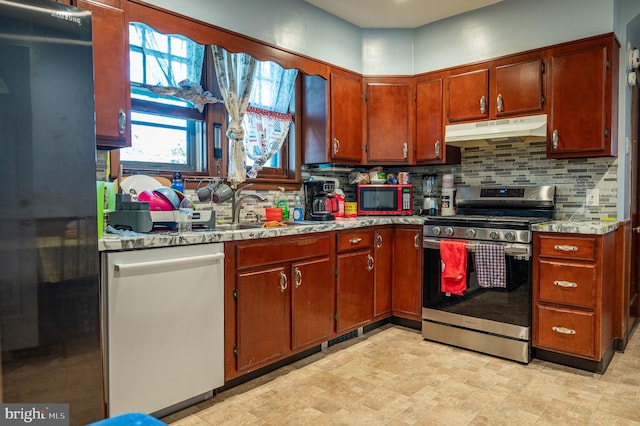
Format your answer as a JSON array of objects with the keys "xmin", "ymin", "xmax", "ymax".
[
  {"xmin": 531, "ymin": 220, "xmax": 618, "ymax": 235},
  {"xmin": 99, "ymin": 216, "xmax": 426, "ymax": 252}
]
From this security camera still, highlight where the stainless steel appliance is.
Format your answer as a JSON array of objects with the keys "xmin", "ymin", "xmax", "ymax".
[
  {"xmin": 421, "ymin": 185, "xmax": 555, "ymax": 363},
  {"xmin": 0, "ymin": 1, "xmax": 103, "ymax": 423},
  {"xmin": 304, "ymin": 180, "xmax": 336, "ymax": 221}
]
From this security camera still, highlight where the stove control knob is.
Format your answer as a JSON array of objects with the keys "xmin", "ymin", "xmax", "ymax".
[
  {"xmin": 489, "ymin": 231, "xmax": 500, "ymax": 240},
  {"xmin": 465, "ymin": 229, "xmax": 476, "ymax": 238},
  {"xmin": 504, "ymin": 231, "xmax": 516, "ymax": 242},
  {"xmin": 432, "ymin": 226, "xmax": 441, "ymax": 236},
  {"xmin": 444, "ymin": 227, "xmax": 454, "ymax": 236}
]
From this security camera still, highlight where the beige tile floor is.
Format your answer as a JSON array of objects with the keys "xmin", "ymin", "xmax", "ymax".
[{"xmin": 164, "ymin": 324, "xmax": 640, "ymax": 425}]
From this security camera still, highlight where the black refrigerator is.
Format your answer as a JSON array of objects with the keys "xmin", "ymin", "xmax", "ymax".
[{"xmin": 0, "ymin": 1, "xmax": 104, "ymax": 424}]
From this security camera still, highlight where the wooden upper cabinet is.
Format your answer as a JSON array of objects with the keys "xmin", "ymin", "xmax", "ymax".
[
  {"xmin": 75, "ymin": 0, "xmax": 130, "ymax": 149},
  {"xmin": 547, "ymin": 34, "xmax": 619, "ymax": 158},
  {"xmin": 365, "ymin": 78, "xmax": 414, "ymax": 164},
  {"xmin": 447, "ymin": 67, "xmax": 489, "ymax": 123},
  {"xmin": 330, "ymin": 70, "xmax": 363, "ymax": 163},
  {"xmin": 494, "ymin": 57, "xmax": 544, "ymax": 117}
]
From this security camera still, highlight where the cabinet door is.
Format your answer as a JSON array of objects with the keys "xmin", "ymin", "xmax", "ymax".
[
  {"xmin": 76, "ymin": 0, "xmax": 130, "ymax": 148},
  {"xmin": 366, "ymin": 81, "xmax": 412, "ymax": 163},
  {"xmin": 416, "ymin": 77, "xmax": 444, "ymax": 162},
  {"xmin": 336, "ymin": 250, "xmax": 374, "ymax": 333},
  {"xmin": 495, "ymin": 58, "xmax": 544, "ymax": 117},
  {"xmin": 548, "ymin": 37, "xmax": 617, "ymax": 157},
  {"xmin": 392, "ymin": 227, "xmax": 423, "ymax": 319},
  {"xmin": 291, "ymin": 256, "xmax": 334, "ymax": 350},
  {"xmin": 373, "ymin": 228, "xmax": 393, "ymax": 318},
  {"xmin": 447, "ymin": 68, "xmax": 489, "ymax": 122},
  {"xmin": 236, "ymin": 266, "xmax": 289, "ymax": 372},
  {"xmin": 331, "ymin": 72, "xmax": 363, "ymax": 162}
]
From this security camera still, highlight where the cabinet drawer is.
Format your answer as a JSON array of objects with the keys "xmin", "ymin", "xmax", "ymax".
[
  {"xmin": 538, "ymin": 235, "xmax": 596, "ymax": 261},
  {"xmin": 535, "ymin": 305, "xmax": 596, "ymax": 359},
  {"xmin": 538, "ymin": 260, "xmax": 597, "ymax": 308},
  {"xmin": 337, "ymin": 230, "xmax": 372, "ymax": 252},
  {"xmin": 236, "ymin": 235, "xmax": 331, "ymax": 269}
]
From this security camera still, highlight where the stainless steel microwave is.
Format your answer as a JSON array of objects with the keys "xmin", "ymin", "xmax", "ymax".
[{"xmin": 356, "ymin": 184, "xmax": 413, "ymax": 215}]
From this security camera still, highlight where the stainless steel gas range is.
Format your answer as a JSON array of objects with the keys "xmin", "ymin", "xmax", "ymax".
[{"xmin": 421, "ymin": 185, "xmax": 555, "ymax": 363}]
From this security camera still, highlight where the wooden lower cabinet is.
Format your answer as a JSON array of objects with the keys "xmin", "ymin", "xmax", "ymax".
[
  {"xmin": 373, "ymin": 228, "xmax": 393, "ymax": 319},
  {"xmin": 225, "ymin": 234, "xmax": 334, "ymax": 380},
  {"xmin": 336, "ymin": 229, "xmax": 374, "ymax": 333},
  {"xmin": 532, "ymin": 231, "xmax": 616, "ymax": 372},
  {"xmin": 392, "ymin": 227, "xmax": 423, "ymax": 320}
]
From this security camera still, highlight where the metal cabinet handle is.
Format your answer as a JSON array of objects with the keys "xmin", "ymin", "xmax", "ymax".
[
  {"xmin": 375, "ymin": 233, "xmax": 383, "ymax": 249},
  {"xmin": 350, "ymin": 237, "xmax": 362, "ymax": 244},
  {"xmin": 294, "ymin": 267, "xmax": 302, "ymax": 288},
  {"xmin": 279, "ymin": 271, "xmax": 288, "ymax": 293},
  {"xmin": 480, "ymin": 96, "xmax": 487, "ymax": 114},
  {"xmin": 333, "ymin": 138, "xmax": 340, "ymax": 155},
  {"xmin": 402, "ymin": 142, "xmax": 408, "ymax": 159},
  {"xmin": 118, "ymin": 108, "xmax": 126, "ymax": 135},
  {"xmin": 497, "ymin": 93, "xmax": 503, "ymax": 113},
  {"xmin": 434, "ymin": 140, "xmax": 441, "ymax": 157},
  {"xmin": 554, "ymin": 245, "xmax": 578, "ymax": 252},
  {"xmin": 552, "ymin": 130, "xmax": 559, "ymax": 149},
  {"xmin": 414, "ymin": 234, "xmax": 420, "ymax": 249},
  {"xmin": 552, "ymin": 326, "xmax": 576, "ymax": 335},
  {"xmin": 554, "ymin": 280, "xmax": 577, "ymax": 288},
  {"xmin": 367, "ymin": 254, "xmax": 374, "ymax": 271}
]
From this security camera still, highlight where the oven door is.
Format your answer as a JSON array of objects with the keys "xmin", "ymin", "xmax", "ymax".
[{"xmin": 422, "ymin": 238, "xmax": 532, "ymax": 338}]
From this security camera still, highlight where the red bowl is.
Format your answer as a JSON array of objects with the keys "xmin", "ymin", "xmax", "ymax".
[{"xmin": 137, "ymin": 190, "xmax": 173, "ymax": 211}]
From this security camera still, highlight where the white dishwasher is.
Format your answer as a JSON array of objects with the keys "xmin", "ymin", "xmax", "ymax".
[{"xmin": 103, "ymin": 243, "xmax": 225, "ymax": 417}]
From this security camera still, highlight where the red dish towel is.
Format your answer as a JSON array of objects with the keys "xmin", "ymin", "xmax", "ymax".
[
  {"xmin": 474, "ymin": 243, "xmax": 506, "ymax": 288},
  {"xmin": 440, "ymin": 240, "xmax": 468, "ymax": 296}
]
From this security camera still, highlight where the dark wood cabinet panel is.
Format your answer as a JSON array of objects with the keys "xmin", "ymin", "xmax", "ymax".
[
  {"xmin": 291, "ymin": 257, "xmax": 334, "ymax": 350},
  {"xmin": 416, "ymin": 76, "xmax": 444, "ymax": 162},
  {"xmin": 366, "ymin": 80, "xmax": 413, "ymax": 164},
  {"xmin": 392, "ymin": 227, "xmax": 422, "ymax": 319},
  {"xmin": 76, "ymin": 0, "xmax": 130, "ymax": 148},
  {"xmin": 373, "ymin": 228, "xmax": 393, "ymax": 319},
  {"xmin": 494, "ymin": 58, "xmax": 544, "ymax": 117},
  {"xmin": 236, "ymin": 266, "xmax": 289, "ymax": 372},
  {"xmin": 547, "ymin": 35, "xmax": 618, "ymax": 158},
  {"xmin": 336, "ymin": 250, "xmax": 373, "ymax": 333},
  {"xmin": 330, "ymin": 71, "xmax": 363, "ymax": 162},
  {"xmin": 447, "ymin": 68, "xmax": 489, "ymax": 123}
]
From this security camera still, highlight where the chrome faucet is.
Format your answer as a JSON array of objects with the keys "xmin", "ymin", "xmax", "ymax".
[{"xmin": 232, "ymin": 184, "xmax": 268, "ymax": 224}]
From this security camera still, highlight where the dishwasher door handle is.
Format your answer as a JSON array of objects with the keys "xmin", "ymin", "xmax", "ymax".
[{"xmin": 114, "ymin": 253, "xmax": 225, "ymax": 274}]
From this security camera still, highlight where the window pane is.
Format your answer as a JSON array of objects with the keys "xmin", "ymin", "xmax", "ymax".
[{"xmin": 130, "ymin": 51, "xmax": 143, "ymax": 83}]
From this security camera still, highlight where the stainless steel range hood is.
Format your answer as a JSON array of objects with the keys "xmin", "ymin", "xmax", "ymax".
[{"xmin": 444, "ymin": 114, "xmax": 547, "ymax": 145}]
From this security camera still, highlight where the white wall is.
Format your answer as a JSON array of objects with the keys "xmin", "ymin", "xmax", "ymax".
[{"xmin": 361, "ymin": 29, "xmax": 414, "ymax": 75}]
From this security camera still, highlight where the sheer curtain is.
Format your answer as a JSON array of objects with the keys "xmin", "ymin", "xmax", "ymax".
[
  {"xmin": 130, "ymin": 23, "xmax": 220, "ymax": 112},
  {"xmin": 244, "ymin": 63, "xmax": 297, "ymax": 178},
  {"xmin": 211, "ymin": 46, "xmax": 257, "ymax": 186}
]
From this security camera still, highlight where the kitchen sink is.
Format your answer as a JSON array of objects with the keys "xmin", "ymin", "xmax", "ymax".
[{"xmin": 215, "ymin": 221, "xmax": 316, "ymax": 231}]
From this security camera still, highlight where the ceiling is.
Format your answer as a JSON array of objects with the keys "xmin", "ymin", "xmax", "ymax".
[{"xmin": 303, "ymin": 0, "xmax": 503, "ymax": 28}]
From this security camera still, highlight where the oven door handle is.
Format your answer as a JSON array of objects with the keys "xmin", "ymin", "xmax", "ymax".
[{"xmin": 422, "ymin": 238, "xmax": 530, "ymax": 257}]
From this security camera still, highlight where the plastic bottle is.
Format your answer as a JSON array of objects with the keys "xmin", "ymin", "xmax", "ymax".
[
  {"xmin": 292, "ymin": 195, "xmax": 303, "ymax": 222},
  {"xmin": 334, "ymin": 189, "xmax": 345, "ymax": 218},
  {"xmin": 171, "ymin": 172, "xmax": 184, "ymax": 193},
  {"xmin": 177, "ymin": 196, "xmax": 193, "ymax": 232},
  {"xmin": 276, "ymin": 198, "xmax": 289, "ymax": 221}
]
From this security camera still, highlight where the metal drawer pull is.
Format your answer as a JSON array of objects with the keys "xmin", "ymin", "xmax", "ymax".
[
  {"xmin": 333, "ymin": 138, "xmax": 340, "ymax": 155},
  {"xmin": 402, "ymin": 142, "xmax": 408, "ymax": 159},
  {"xmin": 552, "ymin": 130, "xmax": 559, "ymax": 149},
  {"xmin": 497, "ymin": 93, "xmax": 503, "ymax": 113},
  {"xmin": 375, "ymin": 234, "xmax": 383, "ymax": 249},
  {"xmin": 554, "ymin": 245, "xmax": 578, "ymax": 252},
  {"xmin": 554, "ymin": 280, "xmax": 577, "ymax": 288},
  {"xmin": 350, "ymin": 237, "xmax": 362, "ymax": 244},
  {"xmin": 480, "ymin": 95, "xmax": 486, "ymax": 114},
  {"xmin": 414, "ymin": 234, "xmax": 420, "ymax": 249},
  {"xmin": 552, "ymin": 326, "xmax": 576, "ymax": 335},
  {"xmin": 367, "ymin": 254, "xmax": 374, "ymax": 271},
  {"xmin": 118, "ymin": 108, "xmax": 126, "ymax": 135},
  {"xmin": 279, "ymin": 271, "xmax": 288, "ymax": 293}
]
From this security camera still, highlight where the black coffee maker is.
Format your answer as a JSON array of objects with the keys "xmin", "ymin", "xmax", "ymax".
[{"xmin": 303, "ymin": 180, "xmax": 335, "ymax": 221}]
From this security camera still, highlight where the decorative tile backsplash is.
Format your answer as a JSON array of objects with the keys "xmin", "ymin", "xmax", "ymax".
[{"xmin": 97, "ymin": 138, "xmax": 618, "ymax": 223}]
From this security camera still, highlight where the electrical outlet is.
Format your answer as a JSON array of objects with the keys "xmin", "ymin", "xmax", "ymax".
[{"xmin": 586, "ymin": 189, "xmax": 599, "ymax": 207}]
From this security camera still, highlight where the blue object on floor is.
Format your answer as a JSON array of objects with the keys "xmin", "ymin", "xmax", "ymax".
[{"xmin": 87, "ymin": 413, "xmax": 166, "ymax": 425}]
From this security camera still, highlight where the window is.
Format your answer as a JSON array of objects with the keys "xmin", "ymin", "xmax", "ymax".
[
  {"xmin": 122, "ymin": 22, "xmax": 299, "ymax": 185},
  {"xmin": 122, "ymin": 23, "xmax": 206, "ymax": 173}
]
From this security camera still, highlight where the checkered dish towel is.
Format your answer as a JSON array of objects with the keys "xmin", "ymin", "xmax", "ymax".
[{"xmin": 474, "ymin": 243, "xmax": 506, "ymax": 288}]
